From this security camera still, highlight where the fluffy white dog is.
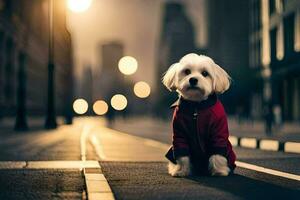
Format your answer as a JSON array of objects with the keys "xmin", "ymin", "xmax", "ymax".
[{"xmin": 163, "ymin": 53, "xmax": 236, "ymax": 177}]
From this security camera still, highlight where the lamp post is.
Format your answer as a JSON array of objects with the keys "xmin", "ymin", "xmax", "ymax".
[
  {"xmin": 262, "ymin": 67, "xmax": 272, "ymax": 135},
  {"xmin": 15, "ymin": 52, "xmax": 28, "ymax": 131},
  {"xmin": 45, "ymin": 0, "xmax": 57, "ymax": 129}
]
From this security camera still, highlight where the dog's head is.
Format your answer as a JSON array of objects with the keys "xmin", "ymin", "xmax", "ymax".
[{"xmin": 162, "ymin": 53, "xmax": 231, "ymax": 102}]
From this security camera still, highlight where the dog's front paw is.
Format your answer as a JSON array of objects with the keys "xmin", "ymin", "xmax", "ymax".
[
  {"xmin": 208, "ymin": 154, "xmax": 230, "ymax": 176},
  {"xmin": 168, "ymin": 156, "xmax": 191, "ymax": 177}
]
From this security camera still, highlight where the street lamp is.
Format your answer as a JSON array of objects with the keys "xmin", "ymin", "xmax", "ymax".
[
  {"xmin": 67, "ymin": 0, "xmax": 93, "ymax": 13},
  {"xmin": 118, "ymin": 56, "xmax": 138, "ymax": 75},
  {"xmin": 93, "ymin": 100, "xmax": 108, "ymax": 115},
  {"xmin": 110, "ymin": 94, "xmax": 128, "ymax": 111},
  {"xmin": 45, "ymin": 0, "xmax": 57, "ymax": 129},
  {"xmin": 73, "ymin": 98, "xmax": 89, "ymax": 115},
  {"xmin": 133, "ymin": 81, "xmax": 151, "ymax": 98}
]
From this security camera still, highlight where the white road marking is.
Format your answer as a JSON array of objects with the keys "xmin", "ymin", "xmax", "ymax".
[
  {"xmin": 0, "ymin": 161, "xmax": 26, "ymax": 169},
  {"xmin": 0, "ymin": 161, "xmax": 100, "ymax": 169},
  {"xmin": 80, "ymin": 125, "xmax": 91, "ymax": 161},
  {"xmin": 240, "ymin": 137, "xmax": 257, "ymax": 148},
  {"xmin": 90, "ymin": 134, "xmax": 107, "ymax": 160},
  {"xmin": 80, "ymin": 123, "xmax": 115, "ymax": 200},
  {"xmin": 285, "ymin": 142, "xmax": 300, "ymax": 154},
  {"xmin": 260, "ymin": 139, "xmax": 279, "ymax": 151},
  {"xmin": 236, "ymin": 161, "xmax": 300, "ymax": 181}
]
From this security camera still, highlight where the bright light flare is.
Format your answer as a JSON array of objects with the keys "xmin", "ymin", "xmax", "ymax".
[
  {"xmin": 111, "ymin": 94, "xmax": 127, "ymax": 111},
  {"xmin": 73, "ymin": 98, "xmax": 88, "ymax": 114},
  {"xmin": 118, "ymin": 56, "xmax": 138, "ymax": 75},
  {"xmin": 134, "ymin": 81, "xmax": 151, "ymax": 98},
  {"xmin": 93, "ymin": 100, "xmax": 108, "ymax": 115},
  {"xmin": 67, "ymin": 0, "xmax": 92, "ymax": 13}
]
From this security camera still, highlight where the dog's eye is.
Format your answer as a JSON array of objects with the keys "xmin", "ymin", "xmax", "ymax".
[
  {"xmin": 202, "ymin": 71, "xmax": 209, "ymax": 77},
  {"xmin": 184, "ymin": 69, "xmax": 191, "ymax": 75}
]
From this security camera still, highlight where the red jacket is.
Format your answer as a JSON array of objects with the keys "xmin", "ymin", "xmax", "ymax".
[{"xmin": 166, "ymin": 94, "xmax": 236, "ymax": 174}]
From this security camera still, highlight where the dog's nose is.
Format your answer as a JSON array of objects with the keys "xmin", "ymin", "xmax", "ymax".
[{"xmin": 189, "ymin": 78, "xmax": 198, "ymax": 86}]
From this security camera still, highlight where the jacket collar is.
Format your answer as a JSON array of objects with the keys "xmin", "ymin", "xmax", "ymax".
[{"xmin": 171, "ymin": 93, "xmax": 218, "ymax": 110}]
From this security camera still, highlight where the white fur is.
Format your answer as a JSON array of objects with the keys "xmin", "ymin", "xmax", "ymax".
[
  {"xmin": 168, "ymin": 156, "xmax": 191, "ymax": 177},
  {"xmin": 162, "ymin": 53, "xmax": 231, "ymax": 102},
  {"xmin": 208, "ymin": 154, "xmax": 230, "ymax": 176}
]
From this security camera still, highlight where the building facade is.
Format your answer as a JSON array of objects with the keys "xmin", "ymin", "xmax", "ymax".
[
  {"xmin": 155, "ymin": 2, "xmax": 200, "ymax": 117},
  {"xmin": 0, "ymin": 0, "xmax": 73, "ymax": 127},
  {"xmin": 206, "ymin": 0, "xmax": 251, "ymax": 116},
  {"xmin": 249, "ymin": 0, "xmax": 300, "ymax": 122}
]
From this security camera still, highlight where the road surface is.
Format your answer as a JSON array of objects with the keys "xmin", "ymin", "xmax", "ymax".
[{"xmin": 0, "ymin": 117, "xmax": 299, "ymax": 200}]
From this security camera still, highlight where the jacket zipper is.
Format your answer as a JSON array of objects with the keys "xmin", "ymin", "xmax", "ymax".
[
  {"xmin": 193, "ymin": 108, "xmax": 201, "ymax": 144},
  {"xmin": 193, "ymin": 108, "xmax": 205, "ymax": 155}
]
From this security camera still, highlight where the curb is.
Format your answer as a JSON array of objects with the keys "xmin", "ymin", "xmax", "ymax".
[{"xmin": 229, "ymin": 136, "xmax": 300, "ymax": 154}]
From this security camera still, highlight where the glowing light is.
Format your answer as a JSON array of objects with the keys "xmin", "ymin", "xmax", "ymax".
[
  {"xmin": 93, "ymin": 100, "xmax": 108, "ymax": 115},
  {"xmin": 118, "ymin": 56, "xmax": 138, "ymax": 75},
  {"xmin": 134, "ymin": 81, "xmax": 151, "ymax": 98},
  {"xmin": 67, "ymin": 0, "xmax": 92, "ymax": 13},
  {"xmin": 73, "ymin": 98, "xmax": 88, "ymax": 114},
  {"xmin": 110, "ymin": 94, "xmax": 127, "ymax": 111}
]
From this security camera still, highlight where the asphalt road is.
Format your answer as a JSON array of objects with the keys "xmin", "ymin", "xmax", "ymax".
[
  {"xmin": 0, "ymin": 117, "xmax": 299, "ymax": 200},
  {"xmin": 100, "ymin": 118, "xmax": 300, "ymax": 200}
]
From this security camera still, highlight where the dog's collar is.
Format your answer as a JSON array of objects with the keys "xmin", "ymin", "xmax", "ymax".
[{"xmin": 170, "ymin": 93, "xmax": 218, "ymax": 109}]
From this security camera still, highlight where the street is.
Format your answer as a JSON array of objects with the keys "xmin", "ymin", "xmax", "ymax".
[{"xmin": 0, "ymin": 117, "xmax": 299, "ymax": 200}]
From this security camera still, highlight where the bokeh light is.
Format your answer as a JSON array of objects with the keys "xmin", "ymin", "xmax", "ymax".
[
  {"xmin": 93, "ymin": 100, "xmax": 108, "ymax": 115},
  {"xmin": 73, "ymin": 98, "xmax": 88, "ymax": 114},
  {"xmin": 111, "ymin": 94, "xmax": 128, "ymax": 111},
  {"xmin": 134, "ymin": 81, "xmax": 151, "ymax": 98},
  {"xmin": 118, "ymin": 56, "xmax": 138, "ymax": 75},
  {"xmin": 67, "ymin": 0, "xmax": 93, "ymax": 13}
]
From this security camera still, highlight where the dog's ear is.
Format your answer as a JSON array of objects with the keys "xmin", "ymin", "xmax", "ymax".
[
  {"xmin": 213, "ymin": 64, "xmax": 231, "ymax": 94},
  {"xmin": 162, "ymin": 63, "xmax": 179, "ymax": 91}
]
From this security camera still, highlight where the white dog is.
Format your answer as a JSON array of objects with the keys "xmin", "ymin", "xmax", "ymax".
[{"xmin": 163, "ymin": 53, "xmax": 236, "ymax": 177}]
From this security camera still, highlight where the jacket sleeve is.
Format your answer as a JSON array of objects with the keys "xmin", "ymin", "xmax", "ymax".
[
  {"xmin": 209, "ymin": 114, "xmax": 229, "ymax": 157},
  {"xmin": 172, "ymin": 110, "xmax": 189, "ymax": 158}
]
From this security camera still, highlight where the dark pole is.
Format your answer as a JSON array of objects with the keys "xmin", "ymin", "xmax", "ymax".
[
  {"xmin": 263, "ymin": 68, "xmax": 273, "ymax": 135},
  {"xmin": 15, "ymin": 52, "xmax": 28, "ymax": 131},
  {"xmin": 45, "ymin": 0, "xmax": 57, "ymax": 129}
]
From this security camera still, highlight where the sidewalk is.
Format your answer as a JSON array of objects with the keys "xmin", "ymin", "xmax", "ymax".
[
  {"xmin": 111, "ymin": 116, "xmax": 300, "ymax": 142},
  {"xmin": 0, "ymin": 117, "xmax": 66, "ymax": 132},
  {"xmin": 110, "ymin": 116, "xmax": 300, "ymax": 154}
]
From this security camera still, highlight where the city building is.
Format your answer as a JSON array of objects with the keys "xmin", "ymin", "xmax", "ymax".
[
  {"xmin": 155, "ymin": 1, "xmax": 251, "ymax": 117},
  {"xmin": 249, "ymin": 0, "xmax": 300, "ymax": 122},
  {"xmin": 0, "ymin": 0, "xmax": 73, "ymax": 127},
  {"xmin": 95, "ymin": 42, "xmax": 125, "ymax": 103},
  {"xmin": 155, "ymin": 2, "xmax": 202, "ymax": 117},
  {"xmin": 206, "ymin": 0, "xmax": 251, "ymax": 116}
]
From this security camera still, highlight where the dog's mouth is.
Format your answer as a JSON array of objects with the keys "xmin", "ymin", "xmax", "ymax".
[{"xmin": 186, "ymin": 86, "xmax": 201, "ymax": 91}]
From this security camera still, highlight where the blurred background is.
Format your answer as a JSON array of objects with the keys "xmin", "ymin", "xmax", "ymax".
[{"xmin": 0, "ymin": 0, "xmax": 299, "ymax": 135}]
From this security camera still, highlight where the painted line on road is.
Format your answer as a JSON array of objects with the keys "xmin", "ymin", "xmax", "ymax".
[
  {"xmin": 0, "ymin": 161, "xmax": 100, "ymax": 169},
  {"xmin": 80, "ymin": 124, "xmax": 115, "ymax": 200},
  {"xmin": 90, "ymin": 134, "xmax": 107, "ymax": 160},
  {"xmin": 80, "ymin": 125, "xmax": 92, "ymax": 161},
  {"xmin": 236, "ymin": 161, "xmax": 300, "ymax": 181}
]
